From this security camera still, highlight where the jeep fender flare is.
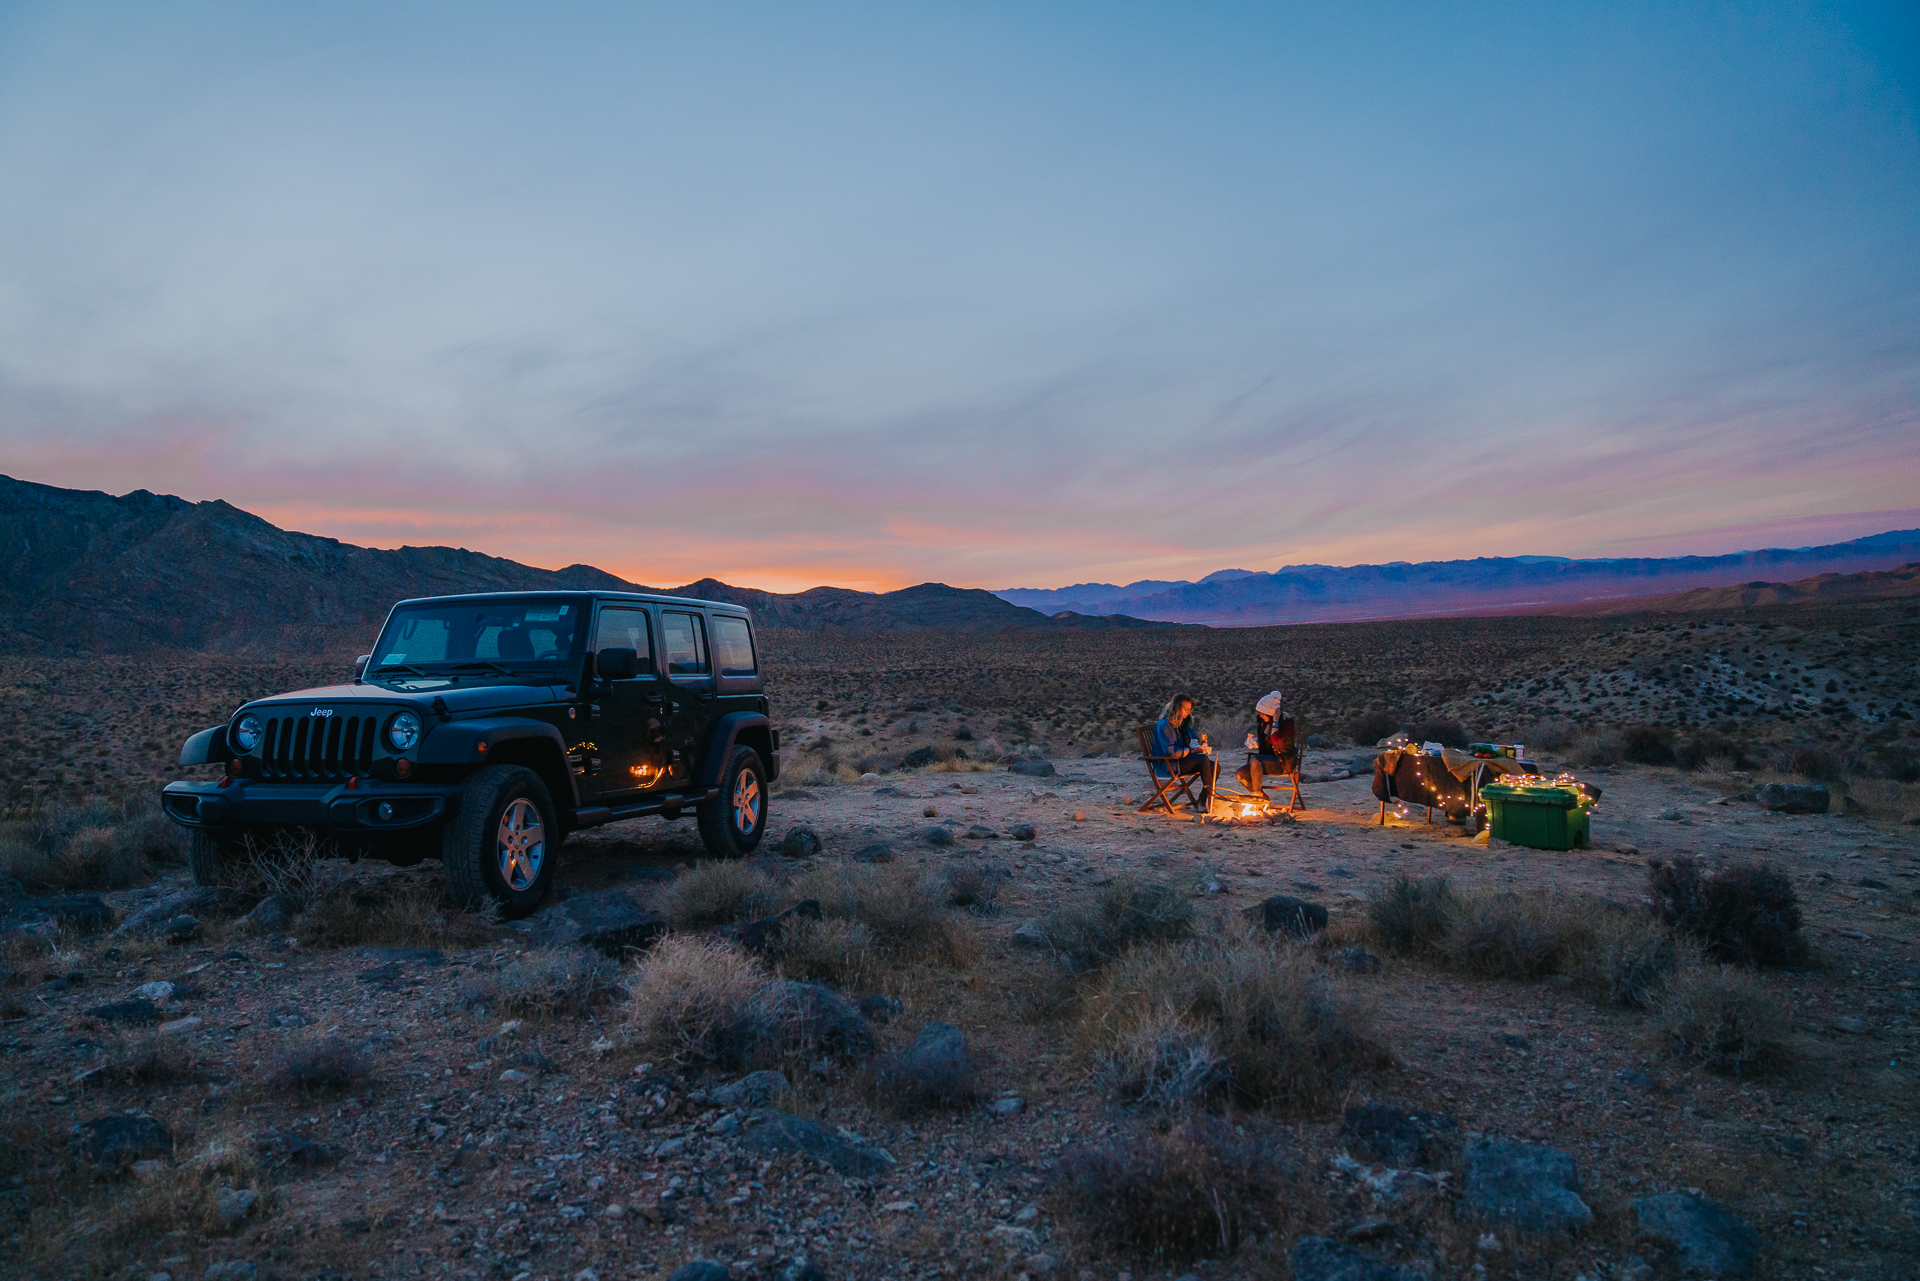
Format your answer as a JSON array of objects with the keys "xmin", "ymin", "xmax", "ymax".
[
  {"xmin": 179, "ymin": 725, "xmax": 230, "ymax": 767},
  {"xmin": 697, "ymin": 712, "xmax": 778, "ymax": 787},
  {"xmin": 417, "ymin": 718, "xmax": 579, "ymax": 809}
]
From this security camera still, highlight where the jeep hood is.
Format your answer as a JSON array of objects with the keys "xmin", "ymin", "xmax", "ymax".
[{"xmin": 239, "ymin": 683, "xmax": 566, "ymax": 715}]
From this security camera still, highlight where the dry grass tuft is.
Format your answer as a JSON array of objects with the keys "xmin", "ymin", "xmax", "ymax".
[
  {"xmin": 663, "ymin": 862, "xmax": 781, "ymax": 928},
  {"xmin": 791, "ymin": 859, "xmax": 977, "ymax": 966},
  {"xmin": 470, "ymin": 948, "xmax": 621, "ymax": 1018},
  {"xmin": 1648, "ymin": 856, "xmax": 1807, "ymax": 968},
  {"xmin": 625, "ymin": 934, "xmax": 784, "ymax": 1064},
  {"xmin": 1652, "ymin": 966, "xmax": 1795, "ymax": 1077},
  {"xmin": 1041, "ymin": 877, "xmax": 1197, "ymax": 972},
  {"xmin": 297, "ymin": 873, "xmax": 497, "ymax": 950},
  {"xmin": 1052, "ymin": 1118, "xmax": 1314, "ymax": 1265},
  {"xmin": 773, "ymin": 915, "xmax": 878, "ymax": 988},
  {"xmin": 0, "ymin": 795, "xmax": 183, "ymax": 891},
  {"xmin": 105, "ymin": 1030, "xmax": 196, "ymax": 1084},
  {"xmin": 1570, "ymin": 910, "xmax": 1679, "ymax": 1008},
  {"xmin": 1364, "ymin": 874, "xmax": 1456, "ymax": 957},
  {"xmin": 1438, "ymin": 889, "xmax": 1588, "ymax": 980},
  {"xmin": 944, "ymin": 858, "xmax": 1002, "ymax": 913},
  {"xmin": 271, "ymin": 1036, "xmax": 370, "ymax": 1093},
  {"xmin": 1080, "ymin": 934, "xmax": 1390, "ymax": 1113}
]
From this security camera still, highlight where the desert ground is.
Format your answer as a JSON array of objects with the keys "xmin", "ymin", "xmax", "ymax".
[{"xmin": 3, "ymin": 602, "xmax": 1918, "ymax": 1281}]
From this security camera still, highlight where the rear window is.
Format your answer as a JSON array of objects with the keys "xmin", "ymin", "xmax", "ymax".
[
  {"xmin": 661, "ymin": 611, "xmax": 710, "ymax": 676},
  {"xmin": 711, "ymin": 616, "xmax": 756, "ymax": 676}
]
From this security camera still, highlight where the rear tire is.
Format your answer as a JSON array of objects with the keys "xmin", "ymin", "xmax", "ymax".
[
  {"xmin": 697, "ymin": 746, "xmax": 767, "ymax": 857},
  {"xmin": 187, "ymin": 830, "xmax": 246, "ymax": 886},
  {"xmin": 443, "ymin": 765, "xmax": 558, "ymax": 917}
]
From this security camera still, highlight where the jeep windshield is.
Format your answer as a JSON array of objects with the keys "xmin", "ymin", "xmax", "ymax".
[{"xmin": 368, "ymin": 598, "xmax": 585, "ymax": 681}]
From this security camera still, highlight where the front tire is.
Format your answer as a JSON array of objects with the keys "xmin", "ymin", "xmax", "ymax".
[
  {"xmin": 443, "ymin": 765, "xmax": 558, "ymax": 917},
  {"xmin": 697, "ymin": 746, "xmax": 767, "ymax": 857},
  {"xmin": 188, "ymin": 830, "xmax": 246, "ymax": 887}
]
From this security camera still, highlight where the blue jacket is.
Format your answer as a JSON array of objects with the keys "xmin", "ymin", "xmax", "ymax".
[{"xmin": 1150, "ymin": 716, "xmax": 1196, "ymax": 777}]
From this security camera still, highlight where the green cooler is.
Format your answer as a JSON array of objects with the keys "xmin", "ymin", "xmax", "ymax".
[{"xmin": 1481, "ymin": 781, "xmax": 1592, "ymax": 850}]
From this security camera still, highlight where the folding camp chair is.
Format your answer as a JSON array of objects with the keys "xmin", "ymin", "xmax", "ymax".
[
  {"xmin": 1135, "ymin": 724, "xmax": 1202, "ymax": 814},
  {"xmin": 1243, "ymin": 749, "xmax": 1305, "ymax": 811}
]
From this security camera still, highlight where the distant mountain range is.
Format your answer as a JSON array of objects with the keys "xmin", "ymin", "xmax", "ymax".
[
  {"xmin": 1574, "ymin": 561, "xmax": 1920, "ymax": 615},
  {"xmin": 0, "ymin": 475, "xmax": 1171, "ymax": 653},
  {"xmin": 994, "ymin": 530, "xmax": 1920, "ymax": 626}
]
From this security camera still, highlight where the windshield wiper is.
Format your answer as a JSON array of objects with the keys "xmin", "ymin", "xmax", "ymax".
[
  {"xmin": 446, "ymin": 660, "xmax": 516, "ymax": 675},
  {"xmin": 371, "ymin": 663, "xmax": 430, "ymax": 677}
]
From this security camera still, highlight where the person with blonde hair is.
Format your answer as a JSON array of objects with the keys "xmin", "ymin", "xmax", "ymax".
[{"xmin": 1151, "ymin": 692, "xmax": 1217, "ymax": 811}]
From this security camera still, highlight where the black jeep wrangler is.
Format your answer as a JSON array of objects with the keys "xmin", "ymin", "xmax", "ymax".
[{"xmin": 161, "ymin": 591, "xmax": 778, "ymax": 914}]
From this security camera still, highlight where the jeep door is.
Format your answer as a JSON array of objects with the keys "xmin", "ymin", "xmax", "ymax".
[
  {"xmin": 586, "ymin": 605, "xmax": 670, "ymax": 799},
  {"xmin": 658, "ymin": 608, "xmax": 714, "ymax": 789}
]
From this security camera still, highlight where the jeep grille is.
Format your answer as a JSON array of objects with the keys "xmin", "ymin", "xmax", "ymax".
[{"xmin": 259, "ymin": 714, "xmax": 377, "ymax": 780}]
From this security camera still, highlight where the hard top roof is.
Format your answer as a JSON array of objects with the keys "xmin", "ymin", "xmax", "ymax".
[{"xmin": 389, "ymin": 589, "xmax": 751, "ymax": 616}]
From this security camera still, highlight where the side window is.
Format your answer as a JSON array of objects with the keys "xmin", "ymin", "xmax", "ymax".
[
  {"xmin": 592, "ymin": 608, "xmax": 653, "ymax": 669},
  {"xmin": 661, "ymin": 611, "xmax": 710, "ymax": 677},
  {"xmin": 711, "ymin": 616, "xmax": 756, "ymax": 676}
]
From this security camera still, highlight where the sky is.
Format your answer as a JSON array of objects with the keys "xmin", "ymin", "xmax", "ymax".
[{"xmin": 0, "ymin": 1, "xmax": 1916, "ymax": 593}]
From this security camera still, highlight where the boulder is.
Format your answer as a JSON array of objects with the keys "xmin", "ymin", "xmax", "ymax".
[
  {"xmin": 920, "ymin": 826, "xmax": 954, "ymax": 847},
  {"xmin": 715, "ymin": 900, "xmax": 821, "ymax": 955},
  {"xmin": 1461, "ymin": 1138, "xmax": 1591, "ymax": 1233},
  {"xmin": 858, "ymin": 994, "xmax": 903, "ymax": 1024},
  {"xmin": 705, "ymin": 1070, "xmax": 793, "ymax": 1109},
  {"xmin": 769, "ymin": 980, "xmax": 877, "ymax": 1058},
  {"xmin": 534, "ymin": 890, "xmax": 666, "ymax": 955},
  {"xmin": 779, "ymin": 826, "xmax": 823, "ymax": 858},
  {"xmin": 1633, "ymin": 1192, "xmax": 1761, "ymax": 1276},
  {"xmin": 1305, "ymin": 733, "xmax": 1332, "ymax": 749},
  {"xmin": 81, "ymin": 1113, "xmax": 173, "ymax": 1168},
  {"xmin": 1753, "ymin": 783, "xmax": 1828, "ymax": 814},
  {"xmin": 238, "ymin": 893, "xmax": 298, "ymax": 935},
  {"xmin": 964, "ymin": 825, "xmax": 999, "ymax": 840},
  {"xmin": 86, "ymin": 997, "xmax": 163, "ymax": 1026},
  {"xmin": 1340, "ymin": 1103, "xmax": 1457, "ymax": 1168},
  {"xmin": 1245, "ymin": 894, "xmax": 1328, "ymax": 939},
  {"xmin": 1007, "ymin": 823, "xmax": 1036, "ymax": 842},
  {"xmin": 900, "ymin": 747, "xmax": 937, "ymax": 769},
  {"xmin": 1288, "ymin": 1238, "xmax": 1423, "ymax": 1281},
  {"xmin": 1008, "ymin": 759, "xmax": 1057, "ymax": 778},
  {"xmin": 6, "ymin": 893, "xmax": 114, "ymax": 936},
  {"xmin": 214, "ymin": 1185, "xmax": 258, "ymax": 1227},
  {"xmin": 1011, "ymin": 921, "xmax": 1049, "ymax": 949},
  {"xmin": 162, "ymin": 915, "xmax": 203, "ymax": 944},
  {"xmin": 115, "ymin": 887, "xmax": 240, "ymax": 937},
  {"xmin": 1335, "ymin": 948, "xmax": 1383, "ymax": 974},
  {"xmin": 870, "ymin": 1022, "xmax": 974, "ymax": 1110},
  {"xmin": 740, "ymin": 1109, "xmax": 896, "ymax": 1177}
]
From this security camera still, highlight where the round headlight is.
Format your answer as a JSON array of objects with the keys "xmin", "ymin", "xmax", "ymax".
[
  {"xmin": 386, "ymin": 711, "xmax": 422, "ymax": 752},
  {"xmin": 231, "ymin": 714, "xmax": 262, "ymax": 753}
]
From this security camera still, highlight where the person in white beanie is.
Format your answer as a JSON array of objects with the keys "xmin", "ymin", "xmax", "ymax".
[{"xmin": 1236, "ymin": 689, "xmax": 1298, "ymax": 800}]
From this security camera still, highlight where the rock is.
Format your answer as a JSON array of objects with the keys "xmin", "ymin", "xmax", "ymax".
[
  {"xmin": 498, "ymin": 1069, "xmax": 532, "ymax": 1083},
  {"xmin": 1245, "ymin": 894, "xmax": 1329, "ymax": 939},
  {"xmin": 707, "ymin": 1070, "xmax": 793, "ymax": 1108},
  {"xmin": 900, "ymin": 747, "xmax": 937, "ymax": 769},
  {"xmin": 1658, "ymin": 808, "xmax": 1687, "ymax": 822},
  {"xmin": 740, "ymin": 1110, "xmax": 895, "ymax": 1177},
  {"xmin": 1288, "ymin": 1237, "xmax": 1423, "ymax": 1281},
  {"xmin": 1618, "ymin": 1069, "xmax": 1659, "ymax": 1091},
  {"xmin": 134, "ymin": 980, "xmax": 177, "ymax": 1004},
  {"xmin": 1335, "ymin": 948, "xmax": 1383, "ymax": 974},
  {"xmin": 115, "ymin": 888, "xmax": 238, "ymax": 937},
  {"xmin": 1008, "ymin": 759, "xmax": 1057, "ymax": 777},
  {"xmin": 1306, "ymin": 733, "xmax": 1332, "ymax": 749},
  {"xmin": 769, "ymin": 980, "xmax": 877, "ymax": 1058},
  {"xmin": 778, "ymin": 1258, "xmax": 825, "ymax": 1281},
  {"xmin": 857, "ymin": 994, "xmax": 903, "ymax": 1024},
  {"xmin": 162, "ymin": 915, "xmax": 203, "ymax": 944},
  {"xmin": 779, "ymin": 826, "xmax": 823, "ymax": 858},
  {"xmin": 7, "ymin": 892, "xmax": 115, "ymax": 935},
  {"xmin": 871, "ymin": 1022, "xmax": 974, "ymax": 1108},
  {"xmin": 158, "ymin": 1016, "xmax": 203, "ymax": 1036},
  {"xmin": 1340, "ymin": 1103, "xmax": 1457, "ymax": 1168},
  {"xmin": 1901, "ymin": 812, "xmax": 1920, "ymax": 826},
  {"xmin": 1007, "ymin": 823, "xmax": 1036, "ymax": 841},
  {"xmin": 1828, "ymin": 1015, "xmax": 1868, "ymax": 1035},
  {"xmin": 1011, "ymin": 921, "xmax": 1049, "ymax": 949},
  {"xmin": 87, "ymin": 998, "xmax": 162, "ymax": 1026},
  {"xmin": 1024, "ymin": 1254, "xmax": 1057, "ymax": 1275},
  {"xmin": 251, "ymin": 1131, "xmax": 342, "ymax": 1168},
  {"xmin": 716, "ymin": 899, "xmax": 823, "ymax": 955},
  {"xmin": 534, "ymin": 890, "xmax": 667, "ymax": 956},
  {"xmin": 82, "ymin": 1113, "xmax": 173, "ymax": 1168},
  {"xmin": 921, "ymin": 826, "xmax": 954, "ymax": 846},
  {"xmin": 964, "ymin": 825, "xmax": 999, "ymax": 839},
  {"xmin": 1633, "ymin": 1192, "xmax": 1761, "ymax": 1276},
  {"xmin": 1461, "ymin": 1138, "xmax": 1592, "ymax": 1233},
  {"xmin": 214, "ymin": 1185, "xmax": 258, "ymax": 1226},
  {"xmin": 851, "ymin": 843, "xmax": 895, "ymax": 863},
  {"xmin": 239, "ymin": 894, "xmax": 297, "ymax": 935},
  {"xmin": 202, "ymin": 1263, "xmax": 256, "ymax": 1281},
  {"xmin": 666, "ymin": 1264, "xmax": 731, "ymax": 1281},
  {"xmin": 1753, "ymin": 782, "xmax": 1828, "ymax": 814},
  {"xmin": 988, "ymin": 1096, "xmax": 1024, "ymax": 1115}
]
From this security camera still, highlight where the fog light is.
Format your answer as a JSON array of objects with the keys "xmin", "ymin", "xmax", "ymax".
[
  {"xmin": 394, "ymin": 758, "xmax": 412, "ymax": 779},
  {"xmin": 226, "ymin": 758, "xmax": 244, "ymax": 777},
  {"xmin": 377, "ymin": 802, "xmax": 394, "ymax": 821}
]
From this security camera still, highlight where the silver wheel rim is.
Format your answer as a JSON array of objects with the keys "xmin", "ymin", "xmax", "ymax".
[
  {"xmin": 497, "ymin": 798, "xmax": 545, "ymax": 893},
  {"xmin": 732, "ymin": 769, "xmax": 762, "ymax": 836}
]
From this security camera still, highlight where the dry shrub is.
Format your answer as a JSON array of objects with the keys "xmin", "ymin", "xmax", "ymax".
[
  {"xmin": 866, "ymin": 1024, "xmax": 978, "ymax": 1116},
  {"xmin": 474, "ymin": 948, "xmax": 621, "ymax": 1018},
  {"xmin": 87, "ymin": 1138, "xmax": 270, "ymax": 1247},
  {"xmin": 106, "ymin": 1031, "xmax": 194, "ymax": 1084},
  {"xmin": 1648, "ymin": 856, "xmax": 1807, "ymax": 968},
  {"xmin": 944, "ymin": 859, "xmax": 1002, "ymax": 913},
  {"xmin": 1570, "ymin": 911, "xmax": 1678, "ymax": 1008},
  {"xmin": 1573, "ymin": 732, "xmax": 1626, "ymax": 767},
  {"xmin": 791, "ymin": 859, "xmax": 976, "ymax": 965},
  {"xmin": 663, "ymin": 862, "xmax": 780, "ymax": 928},
  {"xmin": 1439, "ymin": 890, "xmax": 1588, "ymax": 980},
  {"xmin": 243, "ymin": 830, "xmax": 342, "ymax": 908},
  {"xmin": 1347, "ymin": 710, "xmax": 1403, "ymax": 745},
  {"xmin": 298, "ymin": 874, "xmax": 496, "ymax": 949},
  {"xmin": 1409, "ymin": 718, "xmax": 1468, "ymax": 749},
  {"xmin": 1364, "ymin": 874, "xmax": 1456, "ymax": 957},
  {"xmin": 1041, "ymin": 878, "xmax": 1197, "ymax": 972},
  {"xmin": 1, "ymin": 796, "xmax": 185, "ymax": 891},
  {"xmin": 774, "ymin": 915, "xmax": 877, "ymax": 988},
  {"xmin": 1053, "ymin": 1118, "xmax": 1312, "ymax": 1265},
  {"xmin": 1081, "ymin": 935, "xmax": 1389, "ymax": 1113},
  {"xmin": 272, "ymin": 1036, "xmax": 369, "ymax": 1093},
  {"xmin": 625, "ymin": 934, "xmax": 785, "ymax": 1063},
  {"xmin": 1652, "ymin": 967, "xmax": 1794, "ymax": 1077},
  {"xmin": 1521, "ymin": 718, "xmax": 1577, "ymax": 751}
]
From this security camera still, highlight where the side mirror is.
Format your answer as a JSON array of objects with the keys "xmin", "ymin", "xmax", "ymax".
[
  {"xmin": 596, "ymin": 647, "xmax": 642, "ymax": 681},
  {"xmin": 354, "ymin": 654, "xmax": 371, "ymax": 679}
]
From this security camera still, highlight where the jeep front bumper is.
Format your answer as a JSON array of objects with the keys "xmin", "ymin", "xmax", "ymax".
[{"xmin": 161, "ymin": 779, "xmax": 464, "ymax": 833}]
